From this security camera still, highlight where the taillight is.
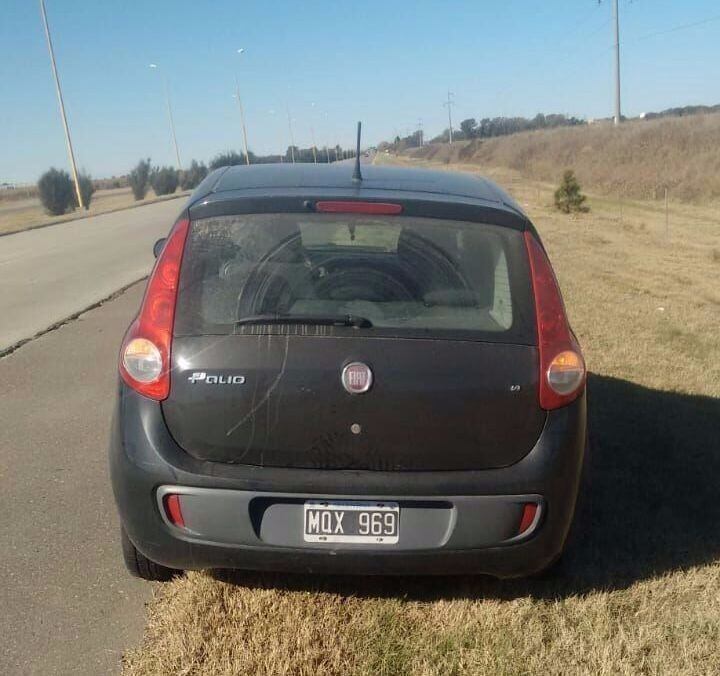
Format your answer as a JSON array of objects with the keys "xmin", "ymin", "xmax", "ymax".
[
  {"xmin": 119, "ymin": 217, "xmax": 190, "ymax": 400},
  {"xmin": 314, "ymin": 201, "xmax": 403, "ymax": 215},
  {"xmin": 524, "ymin": 231, "xmax": 586, "ymax": 410}
]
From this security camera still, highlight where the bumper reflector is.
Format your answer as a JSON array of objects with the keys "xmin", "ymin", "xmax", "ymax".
[
  {"xmin": 163, "ymin": 494, "xmax": 185, "ymax": 528},
  {"xmin": 518, "ymin": 503, "xmax": 538, "ymax": 535}
]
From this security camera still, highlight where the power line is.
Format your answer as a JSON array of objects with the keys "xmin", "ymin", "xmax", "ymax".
[{"xmin": 627, "ymin": 14, "xmax": 720, "ymax": 44}]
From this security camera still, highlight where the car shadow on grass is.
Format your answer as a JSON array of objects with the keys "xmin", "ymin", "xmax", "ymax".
[{"xmin": 213, "ymin": 373, "xmax": 720, "ymax": 600}]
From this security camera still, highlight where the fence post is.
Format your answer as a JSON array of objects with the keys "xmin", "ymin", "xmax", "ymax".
[{"xmin": 664, "ymin": 187, "xmax": 669, "ymax": 239}]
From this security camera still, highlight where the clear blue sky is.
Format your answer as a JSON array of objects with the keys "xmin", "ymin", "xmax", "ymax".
[{"xmin": 1, "ymin": 0, "xmax": 719, "ymax": 183}]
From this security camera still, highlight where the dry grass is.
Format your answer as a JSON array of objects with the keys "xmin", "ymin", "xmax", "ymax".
[
  {"xmin": 0, "ymin": 187, "xmax": 187, "ymax": 236},
  {"xmin": 123, "ymin": 160, "xmax": 720, "ymax": 675},
  {"xmin": 410, "ymin": 113, "xmax": 720, "ymax": 203}
]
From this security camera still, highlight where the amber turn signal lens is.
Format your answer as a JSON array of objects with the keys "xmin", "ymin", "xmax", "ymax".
[
  {"xmin": 122, "ymin": 337, "xmax": 162, "ymax": 383},
  {"xmin": 546, "ymin": 350, "xmax": 585, "ymax": 396}
]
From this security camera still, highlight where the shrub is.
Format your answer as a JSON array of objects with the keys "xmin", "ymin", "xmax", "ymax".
[
  {"xmin": 151, "ymin": 166, "xmax": 179, "ymax": 196},
  {"xmin": 554, "ymin": 170, "xmax": 589, "ymax": 214},
  {"xmin": 180, "ymin": 160, "xmax": 208, "ymax": 190},
  {"xmin": 37, "ymin": 168, "xmax": 75, "ymax": 215},
  {"xmin": 75, "ymin": 173, "xmax": 95, "ymax": 210},
  {"xmin": 128, "ymin": 159, "xmax": 152, "ymax": 200}
]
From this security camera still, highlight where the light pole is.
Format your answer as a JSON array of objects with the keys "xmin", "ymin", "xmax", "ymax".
[
  {"xmin": 39, "ymin": 0, "xmax": 83, "ymax": 208},
  {"xmin": 310, "ymin": 102, "xmax": 318, "ymax": 164},
  {"xmin": 444, "ymin": 91, "xmax": 455, "ymax": 144},
  {"xmin": 234, "ymin": 49, "xmax": 251, "ymax": 164},
  {"xmin": 149, "ymin": 64, "xmax": 182, "ymax": 172},
  {"xmin": 269, "ymin": 109, "xmax": 286, "ymax": 162},
  {"xmin": 286, "ymin": 104, "xmax": 296, "ymax": 163}
]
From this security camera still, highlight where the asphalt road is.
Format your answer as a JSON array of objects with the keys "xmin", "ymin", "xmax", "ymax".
[
  {"xmin": 0, "ymin": 283, "xmax": 149, "ymax": 675},
  {"xmin": 0, "ymin": 198, "xmax": 183, "ymax": 352}
]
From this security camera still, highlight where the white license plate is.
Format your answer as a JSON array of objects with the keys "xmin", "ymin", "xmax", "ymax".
[{"xmin": 303, "ymin": 500, "xmax": 400, "ymax": 544}]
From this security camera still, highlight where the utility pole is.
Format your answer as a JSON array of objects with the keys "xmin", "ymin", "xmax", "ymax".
[
  {"xmin": 39, "ymin": 0, "xmax": 84, "ymax": 208},
  {"xmin": 612, "ymin": 0, "xmax": 621, "ymax": 125},
  {"xmin": 417, "ymin": 118, "xmax": 424, "ymax": 147},
  {"xmin": 234, "ymin": 76, "xmax": 250, "ymax": 165},
  {"xmin": 444, "ymin": 91, "xmax": 455, "ymax": 144},
  {"xmin": 286, "ymin": 104, "xmax": 296, "ymax": 163},
  {"xmin": 310, "ymin": 126, "xmax": 318, "ymax": 163}
]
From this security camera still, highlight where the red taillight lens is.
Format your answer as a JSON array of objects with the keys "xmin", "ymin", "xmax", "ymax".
[
  {"xmin": 315, "ymin": 201, "xmax": 403, "ymax": 215},
  {"xmin": 518, "ymin": 503, "xmax": 538, "ymax": 535},
  {"xmin": 163, "ymin": 494, "xmax": 185, "ymax": 528},
  {"xmin": 119, "ymin": 217, "xmax": 190, "ymax": 400},
  {"xmin": 524, "ymin": 231, "xmax": 586, "ymax": 410}
]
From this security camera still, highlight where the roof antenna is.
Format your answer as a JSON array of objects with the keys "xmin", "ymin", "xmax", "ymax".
[{"xmin": 352, "ymin": 121, "xmax": 362, "ymax": 183}]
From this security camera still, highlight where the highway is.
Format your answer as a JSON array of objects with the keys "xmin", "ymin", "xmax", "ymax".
[
  {"xmin": 0, "ymin": 198, "xmax": 183, "ymax": 352},
  {"xmin": 0, "ymin": 283, "xmax": 149, "ymax": 675}
]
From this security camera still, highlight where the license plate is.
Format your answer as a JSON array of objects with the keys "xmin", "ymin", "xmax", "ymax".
[{"xmin": 303, "ymin": 500, "xmax": 399, "ymax": 544}]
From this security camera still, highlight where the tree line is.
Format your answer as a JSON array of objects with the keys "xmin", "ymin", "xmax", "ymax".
[
  {"xmin": 387, "ymin": 113, "xmax": 586, "ymax": 152},
  {"xmin": 36, "ymin": 144, "xmax": 353, "ymax": 216}
]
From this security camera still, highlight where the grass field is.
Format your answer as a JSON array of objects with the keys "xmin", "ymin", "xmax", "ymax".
[
  {"xmin": 123, "ymin": 160, "xmax": 720, "ymax": 675},
  {"xmin": 0, "ymin": 187, "xmax": 186, "ymax": 236}
]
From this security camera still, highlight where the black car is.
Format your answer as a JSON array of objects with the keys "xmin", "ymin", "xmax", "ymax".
[{"xmin": 110, "ymin": 161, "xmax": 586, "ymax": 580}]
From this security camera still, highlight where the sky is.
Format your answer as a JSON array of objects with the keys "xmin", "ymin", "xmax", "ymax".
[{"xmin": 1, "ymin": 0, "xmax": 719, "ymax": 183}]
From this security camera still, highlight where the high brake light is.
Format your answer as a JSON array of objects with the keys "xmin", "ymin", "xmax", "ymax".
[
  {"xmin": 119, "ymin": 217, "xmax": 190, "ymax": 400},
  {"xmin": 524, "ymin": 231, "xmax": 586, "ymax": 410},
  {"xmin": 315, "ymin": 201, "xmax": 403, "ymax": 215}
]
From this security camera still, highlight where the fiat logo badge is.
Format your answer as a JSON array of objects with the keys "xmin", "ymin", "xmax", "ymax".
[{"xmin": 341, "ymin": 362, "xmax": 373, "ymax": 394}]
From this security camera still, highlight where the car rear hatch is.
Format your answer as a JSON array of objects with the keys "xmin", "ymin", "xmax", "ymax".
[{"xmin": 161, "ymin": 209, "xmax": 545, "ymax": 471}]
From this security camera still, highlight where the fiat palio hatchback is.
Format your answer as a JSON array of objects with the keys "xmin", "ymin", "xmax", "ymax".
[{"xmin": 110, "ymin": 159, "xmax": 586, "ymax": 580}]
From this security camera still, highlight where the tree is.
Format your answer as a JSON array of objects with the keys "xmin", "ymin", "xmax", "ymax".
[
  {"xmin": 128, "ymin": 159, "xmax": 152, "ymax": 200},
  {"xmin": 554, "ymin": 170, "xmax": 589, "ymax": 214},
  {"xmin": 37, "ymin": 168, "xmax": 75, "ymax": 215},
  {"xmin": 460, "ymin": 118, "xmax": 478, "ymax": 139},
  {"xmin": 180, "ymin": 160, "xmax": 208, "ymax": 190},
  {"xmin": 209, "ymin": 150, "xmax": 256, "ymax": 169},
  {"xmin": 75, "ymin": 173, "xmax": 95, "ymax": 210},
  {"xmin": 150, "ymin": 166, "xmax": 179, "ymax": 196}
]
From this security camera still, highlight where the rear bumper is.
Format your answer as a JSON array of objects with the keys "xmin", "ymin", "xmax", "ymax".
[{"xmin": 109, "ymin": 385, "xmax": 586, "ymax": 578}]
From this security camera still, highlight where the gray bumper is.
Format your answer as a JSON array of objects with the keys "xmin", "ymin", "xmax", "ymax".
[{"xmin": 109, "ymin": 385, "xmax": 586, "ymax": 578}]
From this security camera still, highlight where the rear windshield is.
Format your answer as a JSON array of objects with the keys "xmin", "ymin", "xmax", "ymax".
[{"xmin": 175, "ymin": 213, "xmax": 535, "ymax": 343}]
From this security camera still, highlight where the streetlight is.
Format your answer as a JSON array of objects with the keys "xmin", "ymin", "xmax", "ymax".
[
  {"xmin": 323, "ymin": 112, "xmax": 332, "ymax": 164},
  {"xmin": 310, "ymin": 102, "xmax": 318, "ymax": 164},
  {"xmin": 39, "ymin": 0, "xmax": 84, "ymax": 208},
  {"xmin": 148, "ymin": 64, "xmax": 182, "ymax": 172},
  {"xmin": 268, "ymin": 109, "xmax": 284, "ymax": 162},
  {"xmin": 234, "ymin": 48, "xmax": 250, "ymax": 164},
  {"xmin": 286, "ymin": 103, "xmax": 296, "ymax": 163}
]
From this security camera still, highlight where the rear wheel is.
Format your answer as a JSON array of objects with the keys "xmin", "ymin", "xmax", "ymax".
[{"xmin": 120, "ymin": 528, "xmax": 178, "ymax": 582}]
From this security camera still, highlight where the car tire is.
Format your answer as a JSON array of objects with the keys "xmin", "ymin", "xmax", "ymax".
[{"xmin": 120, "ymin": 528, "xmax": 178, "ymax": 582}]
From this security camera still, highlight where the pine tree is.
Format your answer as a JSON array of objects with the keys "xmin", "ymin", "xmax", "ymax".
[{"xmin": 554, "ymin": 170, "xmax": 589, "ymax": 214}]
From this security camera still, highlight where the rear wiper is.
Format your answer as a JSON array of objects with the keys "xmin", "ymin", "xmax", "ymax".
[{"xmin": 235, "ymin": 314, "xmax": 373, "ymax": 328}]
